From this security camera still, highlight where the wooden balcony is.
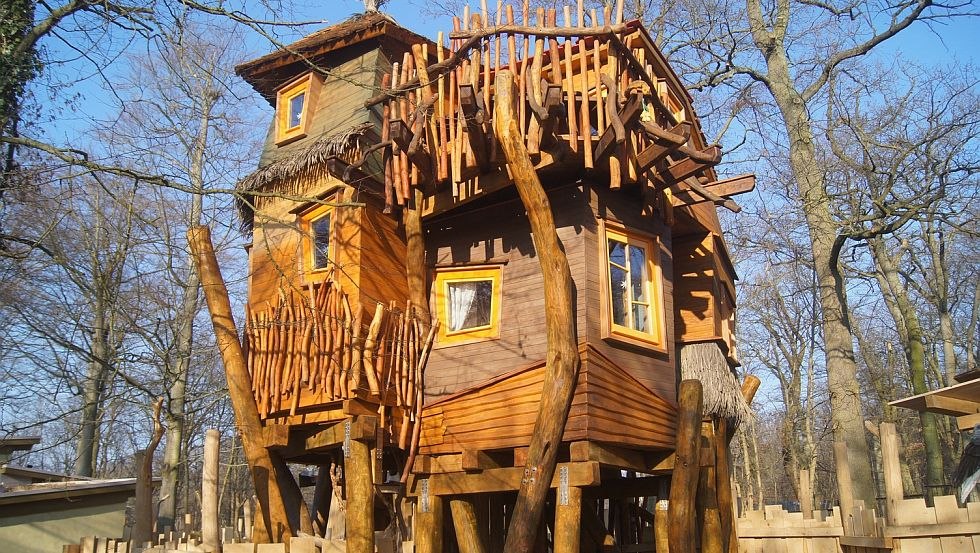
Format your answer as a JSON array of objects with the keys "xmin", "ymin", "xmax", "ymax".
[
  {"xmin": 243, "ymin": 278, "xmax": 436, "ymax": 437},
  {"xmin": 363, "ymin": 8, "xmax": 749, "ymax": 217}
]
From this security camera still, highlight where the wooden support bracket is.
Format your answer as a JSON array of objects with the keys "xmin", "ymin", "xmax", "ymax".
[
  {"xmin": 409, "ymin": 461, "xmax": 600, "ymax": 496},
  {"xmin": 670, "ymin": 173, "xmax": 755, "ymax": 207},
  {"xmin": 594, "ymin": 91, "xmax": 643, "ymax": 160},
  {"xmin": 458, "ymin": 84, "xmax": 491, "ymax": 171},
  {"xmin": 636, "ymin": 120, "xmax": 692, "ymax": 171}
]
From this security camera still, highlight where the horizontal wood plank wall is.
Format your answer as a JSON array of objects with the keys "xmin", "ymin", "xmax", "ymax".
[
  {"xmin": 355, "ymin": 204, "xmax": 409, "ymax": 320},
  {"xmin": 257, "ymin": 44, "xmax": 379, "ymax": 169},
  {"xmin": 673, "ymin": 233, "xmax": 737, "ymax": 361},
  {"xmin": 418, "ymin": 346, "xmax": 677, "ymax": 455},
  {"xmin": 585, "ymin": 184, "xmax": 676, "ymax": 403},
  {"xmin": 423, "ymin": 186, "xmax": 591, "ymax": 397}
]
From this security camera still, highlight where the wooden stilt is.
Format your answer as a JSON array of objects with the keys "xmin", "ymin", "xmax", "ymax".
[
  {"xmin": 654, "ymin": 499, "xmax": 669, "ymax": 553},
  {"xmin": 416, "ymin": 487, "xmax": 444, "ymax": 553},
  {"xmin": 880, "ymin": 422, "xmax": 904, "ymax": 524},
  {"xmin": 713, "ymin": 417, "xmax": 734, "ymax": 553},
  {"xmin": 201, "ymin": 429, "xmax": 220, "ymax": 551},
  {"xmin": 451, "ymin": 496, "xmax": 489, "ymax": 553},
  {"xmin": 311, "ymin": 465, "xmax": 332, "ymax": 537},
  {"xmin": 345, "ymin": 419, "xmax": 375, "ymax": 553},
  {"xmin": 698, "ymin": 421, "xmax": 724, "ymax": 553},
  {"xmin": 189, "ymin": 226, "xmax": 310, "ymax": 543},
  {"xmin": 554, "ymin": 485, "xmax": 582, "ymax": 553},
  {"xmin": 668, "ymin": 379, "xmax": 703, "ymax": 553}
]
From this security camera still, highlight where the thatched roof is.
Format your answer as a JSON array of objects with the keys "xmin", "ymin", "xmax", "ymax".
[
  {"xmin": 236, "ymin": 123, "xmax": 373, "ymax": 231},
  {"xmin": 236, "ymin": 12, "xmax": 432, "ymax": 102},
  {"xmin": 679, "ymin": 342, "xmax": 752, "ymax": 424}
]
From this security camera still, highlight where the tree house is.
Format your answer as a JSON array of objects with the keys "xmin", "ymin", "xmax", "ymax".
[{"xmin": 228, "ymin": 7, "xmax": 754, "ymax": 552}]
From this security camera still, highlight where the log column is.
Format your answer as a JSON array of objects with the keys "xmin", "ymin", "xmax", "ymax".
[
  {"xmin": 345, "ymin": 417, "xmax": 375, "ymax": 553},
  {"xmin": 668, "ymin": 379, "xmax": 703, "ymax": 553},
  {"xmin": 494, "ymin": 68, "xmax": 581, "ymax": 553},
  {"xmin": 415, "ymin": 482, "xmax": 444, "ymax": 553},
  {"xmin": 451, "ymin": 497, "xmax": 489, "ymax": 553},
  {"xmin": 553, "ymin": 485, "xmax": 582, "ymax": 553},
  {"xmin": 201, "ymin": 429, "xmax": 220, "ymax": 552}
]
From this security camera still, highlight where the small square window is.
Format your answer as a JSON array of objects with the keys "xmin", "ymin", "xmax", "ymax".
[
  {"xmin": 275, "ymin": 73, "xmax": 321, "ymax": 145},
  {"xmin": 434, "ymin": 266, "xmax": 502, "ymax": 346}
]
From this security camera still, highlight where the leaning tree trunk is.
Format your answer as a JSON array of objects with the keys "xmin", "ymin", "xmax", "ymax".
[{"xmin": 494, "ymin": 70, "xmax": 581, "ymax": 553}]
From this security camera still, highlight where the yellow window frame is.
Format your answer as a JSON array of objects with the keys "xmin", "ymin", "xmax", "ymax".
[
  {"xmin": 299, "ymin": 203, "xmax": 333, "ymax": 279},
  {"xmin": 601, "ymin": 222, "xmax": 666, "ymax": 350},
  {"xmin": 433, "ymin": 266, "xmax": 502, "ymax": 346},
  {"xmin": 275, "ymin": 73, "xmax": 321, "ymax": 145}
]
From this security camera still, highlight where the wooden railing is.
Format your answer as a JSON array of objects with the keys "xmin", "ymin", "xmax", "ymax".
[
  {"xmin": 365, "ymin": 3, "xmax": 733, "ymax": 212},
  {"xmin": 243, "ymin": 281, "xmax": 436, "ymax": 420}
]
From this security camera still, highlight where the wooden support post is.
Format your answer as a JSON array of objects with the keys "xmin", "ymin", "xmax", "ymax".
[
  {"xmin": 698, "ymin": 421, "xmax": 724, "ymax": 553},
  {"xmin": 493, "ymin": 70, "xmax": 581, "ymax": 553},
  {"xmin": 654, "ymin": 499, "xmax": 669, "ymax": 553},
  {"xmin": 799, "ymin": 469, "xmax": 813, "ymax": 519},
  {"xmin": 880, "ymin": 422, "xmax": 904, "ymax": 524},
  {"xmin": 834, "ymin": 440, "xmax": 855, "ymax": 527},
  {"xmin": 345, "ymin": 422, "xmax": 375, "ymax": 553},
  {"xmin": 554, "ymin": 485, "xmax": 582, "ymax": 553},
  {"xmin": 311, "ymin": 466, "xmax": 332, "ymax": 537},
  {"xmin": 451, "ymin": 497, "xmax": 489, "ymax": 553},
  {"xmin": 416, "ymin": 486, "xmax": 444, "ymax": 553},
  {"xmin": 189, "ymin": 226, "xmax": 311, "ymax": 543},
  {"xmin": 712, "ymin": 417, "xmax": 734, "ymax": 553},
  {"xmin": 202, "ymin": 429, "xmax": 220, "ymax": 552},
  {"xmin": 668, "ymin": 380, "xmax": 703, "ymax": 553}
]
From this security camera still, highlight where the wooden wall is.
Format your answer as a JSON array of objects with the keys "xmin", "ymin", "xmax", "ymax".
[
  {"xmin": 247, "ymin": 179, "xmax": 408, "ymax": 323},
  {"xmin": 423, "ymin": 182, "xmax": 678, "ymax": 404},
  {"xmin": 673, "ymin": 232, "xmax": 737, "ymax": 361},
  {"xmin": 585, "ymin": 184, "xmax": 676, "ymax": 402},
  {"xmin": 256, "ymin": 42, "xmax": 380, "ymax": 169}
]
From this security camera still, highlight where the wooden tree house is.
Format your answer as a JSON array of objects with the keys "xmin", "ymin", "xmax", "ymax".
[{"xmin": 220, "ymin": 6, "xmax": 756, "ymax": 552}]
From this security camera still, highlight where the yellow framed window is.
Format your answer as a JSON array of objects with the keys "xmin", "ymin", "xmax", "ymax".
[
  {"xmin": 275, "ymin": 73, "xmax": 321, "ymax": 145},
  {"xmin": 299, "ymin": 204, "xmax": 333, "ymax": 275},
  {"xmin": 603, "ymin": 224, "xmax": 665, "ymax": 348},
  {"xmin": 434, "ymin": 266, "xmax": 502, "ymax": 346}
]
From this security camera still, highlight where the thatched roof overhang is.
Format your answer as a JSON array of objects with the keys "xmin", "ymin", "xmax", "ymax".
[{"xmin": 235, "ymin": 123, "xmax": 377, "ymax": 232}]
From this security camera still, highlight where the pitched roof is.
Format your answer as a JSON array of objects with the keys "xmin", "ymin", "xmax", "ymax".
[{"xmin": 236, "ymin": 12, "xmax": 431, "ymax": 98}]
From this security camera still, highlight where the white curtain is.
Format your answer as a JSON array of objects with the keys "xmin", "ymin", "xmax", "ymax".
[{"xmin": 447, "ymin": 283, "xmax": 478, "ymax": 331}]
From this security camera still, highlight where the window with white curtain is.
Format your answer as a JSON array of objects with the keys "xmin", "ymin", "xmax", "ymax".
[{"xmin": 434, "ymin": 266, "xmax": 502, "ymax": 345}]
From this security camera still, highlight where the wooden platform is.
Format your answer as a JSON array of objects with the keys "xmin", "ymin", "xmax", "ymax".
[{"xmin": 418, "ymin": 344, "xmax": 677, "ymax": 456}]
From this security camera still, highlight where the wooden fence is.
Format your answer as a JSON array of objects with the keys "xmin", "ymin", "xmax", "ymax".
[{"xmin": 737, "ymin": 422, "xmax": 980, "ymax": 553}]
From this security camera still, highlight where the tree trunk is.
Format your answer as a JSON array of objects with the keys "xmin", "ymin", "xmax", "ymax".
[
  {"xmin": 158, "ymin": 87, "xmax": 210, "ymax": 532},
  {"xmin": 493, "ymin": 70, "xmax": 581, "ymax": 553},
  {"xmin": 870, "ymin": 237, "xmax": 944, "ymax": 502}
]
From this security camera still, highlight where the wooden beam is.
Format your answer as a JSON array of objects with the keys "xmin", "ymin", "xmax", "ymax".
[
  {"xmin": 414, "ymin": 454, "xmax": 465, "ymax": 474},
  {"xmin": 957, "ymin": 412, "xmax": 980, "ymax": 431},
  {"xmin": 263, "ymin": 425, "xmax": 290, "ymax": 449},
  {"xmin": 417, "ymin": 461, "xmax": 600, "ymax": 496},
  {"xmin": 305, "ymin": 416, "xmax": 377, "ymax": 452},
  {"xmin": 636, "ymin": 121, "xmax": 691, "ymax": 172},
  {"xmin": 462, "ymin": 449, "xmax": 502, "ymax": 471},
  {"xmin": 655, "ymin": 146, "xmax": 721, "ymax": 184},
  {"xmin": 494, "ymin": 69, "xmax": 583, "ymax": 553},
  {"xmin": 924, "ymin": 395, "xmax": 980, "ymax": 416},
  {"xmin": 668, "ymin": 380, "xmax": 703, "ymax": 553},
  {"xmin": 880, "ymin": 422, "xmax": 903, "ymax": 525},
  {"xmin": 670, "ymin": 174, "xmax": 756, "ymax": 206},
  {"xmin": 698, "ymin": 422, "xmax": 724, "ymax": 553}
]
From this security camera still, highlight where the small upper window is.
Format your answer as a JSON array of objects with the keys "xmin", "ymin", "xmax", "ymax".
[
  {"xmin": 287, "ymin": 91, "xmax": 306, "ymax": 130},
  {"xmin": 276, "ymin": 73, "xmax": 321, "ymax": 145},
  {"xmin": 434, "ymin": 266, "xmax": 502, "ymax": 346},
  {"xmin": 603, "ymin": 224, "xmax": 665, "ymax": 348}
]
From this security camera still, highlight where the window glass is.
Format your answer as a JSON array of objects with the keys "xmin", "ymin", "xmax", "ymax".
[
  {"xmin": 446, "ymin": 280, "xmax": 493, "ymax": 332},
  {"xmin": 605, "ymin": 227, "xmax": 661, "ymax": 344},
  {"xmin": 288, "ymin": 92, "xmax": 306, "ymax": 129},
  {"xmin": 311, "ymin": 212, "xmax": 330, "ymax": 270}
]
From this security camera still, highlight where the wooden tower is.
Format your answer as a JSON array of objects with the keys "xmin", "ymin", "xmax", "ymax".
[{"xmin": 216, "ymin": 5, "xmax": 757, "ymax": 552}]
